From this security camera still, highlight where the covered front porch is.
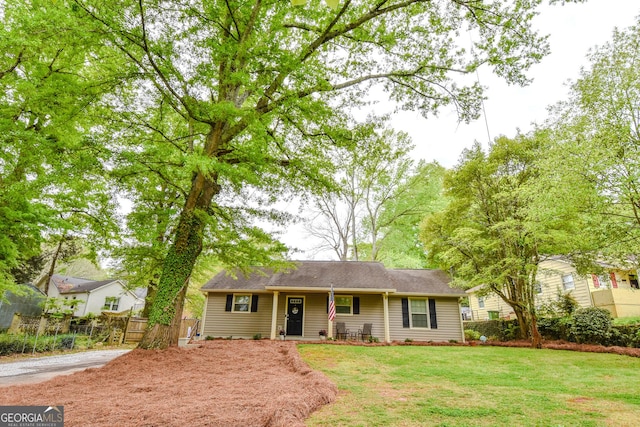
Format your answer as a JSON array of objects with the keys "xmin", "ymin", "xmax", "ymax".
[{"xmin": 265, "ymin": 288, "xmax": 393, "ymax": 343}]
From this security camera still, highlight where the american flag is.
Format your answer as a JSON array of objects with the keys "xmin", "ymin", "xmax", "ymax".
[{"xmin": 328, "ymin": 285, "xmax": 336, "ymax": 322}]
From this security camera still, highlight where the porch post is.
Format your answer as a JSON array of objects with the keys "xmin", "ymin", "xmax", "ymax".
[
  {"xmin": 270, "ymin": 291, "xmax": 279, "ymax": 340},
  {"xmin": 383, "ymin": 292, "xmax": 390, "ymax": 343},
  {"xmin": 328, "ymin": 290, "xmax": 334, "ymax": 339},
  {"xmin": 199, "ymin": 293, "xmax": 209, "ymax": 338}
]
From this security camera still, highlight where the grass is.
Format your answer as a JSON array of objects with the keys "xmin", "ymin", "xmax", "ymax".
[
  {"xmin": 298, "ymin": 344, "xmax": 640, "ymax": 427},
  {"xmin": 613, "ymin": 316, "xmax": 640, "ymax": 326}
]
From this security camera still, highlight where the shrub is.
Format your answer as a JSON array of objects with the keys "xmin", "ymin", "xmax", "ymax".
[
  {"xmin": 463, "ymin": 320, "xmax": 519, "ymax": 341},
  {"xmin": 0, "ymin": 333, "xmax": 79, "ymax": 356},
  {"xmin": 537, "ymin": 317, "xmax": 572, "ymax": 341},
  {"xmin": 252, "ymin": 333, "xmax": 262, "ymax": 340},
  {"xmin": 464, "ymin": 329, "xmax": 481, "ymax": 340},
  {"xmin": 571, "ymin": 307, "xmax": 612, "ymax": 345}
]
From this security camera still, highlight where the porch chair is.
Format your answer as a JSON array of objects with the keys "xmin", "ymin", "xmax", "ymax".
[
  {"xmin": 336, "ymin": 322, "xmax": 348, "ymax": 340},
  {"xmin": 358, "ymin": 323, "xmax": 372, "ymax": 342}
]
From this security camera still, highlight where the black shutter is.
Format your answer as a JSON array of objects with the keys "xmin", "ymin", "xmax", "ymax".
[
  {"xmin": 326, "ymin": 296, "xmax": 329, "ymax": 313},
  {"xmin": 251, "ymin": 295, "xmax": 259, "ymax": 312},
  {"xmin": 225, "ymin": 294, "xmax": 233, "ymax": 312},
  {"xmin": 401, "ymin": 298, "xmax": 409, "ymax": 328},
  {"xmin": 353, "ymin": 297, "xmax": 360, "ymax": 314},
  {"xmin": 429, "ymin": 298, "xmax": 437, "ymax": 329}
]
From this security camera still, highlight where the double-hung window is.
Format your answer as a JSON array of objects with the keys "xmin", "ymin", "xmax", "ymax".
[
  {"xmin": 562, "ymin": 274, "xmax": 575, "ymax": 291},
  {"xmin": 409, "ymin": 299, "xmax": 429, "ymax": 328},
  {"xmin": 233, "ymin": 294, "xmax": 251, "ymax": 312},
  {"xmin": 335, "ymin": 296, "xmax": 353, "ymax": 315},
  {"xmin": 102, "ymin": 297, "xmax": 120, "ymax": 311},
  {"xmin": 478, "ymin": 297, "xmax": 485, "ymax": 308}
]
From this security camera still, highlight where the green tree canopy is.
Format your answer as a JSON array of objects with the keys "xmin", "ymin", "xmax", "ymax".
[
  {"xmin": 540, "ymin": 17, "xmax": 640, "ymax": 269},
  {"xmin": 420, "ymin": 134, "xmax": 580, "ymax": 347},
  {"xmin": 0, "ymin": 0, "xmax": 118, "ymax": 296}
]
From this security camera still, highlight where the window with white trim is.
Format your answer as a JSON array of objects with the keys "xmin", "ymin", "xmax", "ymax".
[
  {"xmin": 409, "ymin": 298, "xmax": 429, "ymax": 328},
  {"xmin": 102, "ymin": 297, "xmax": 120, "ymax": 311},
  {"xmin": 478, "ymin": 297, "xmax": 485, "ymax": 308},
  {"xmin": 335, "ymin": 296, "xmax": 352, "ymax": 315},
  {"xmin": 562, "ymin": 274, "xmax": 575, "ymax": 291},
  {"xmin": 233, "ymin": 294, "xmax": 251, "ymax": 312},
  {"xmin": 597, "ymin": 274, "xmax": 610, "ymax": 289}
]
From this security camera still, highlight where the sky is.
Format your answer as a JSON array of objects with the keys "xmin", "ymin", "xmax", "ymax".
[
  {"xmin": 283, "ymin": 0, "xmax": 640, "ymax": 259},
  {"xmin": 397, "ymin": 0, "xmax": 640, "ymax": 168}
]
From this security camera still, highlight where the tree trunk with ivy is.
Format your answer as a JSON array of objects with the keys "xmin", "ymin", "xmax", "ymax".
[{"xmin": 139, "ymin": 170, "xmax": 219, "ymax": 349}]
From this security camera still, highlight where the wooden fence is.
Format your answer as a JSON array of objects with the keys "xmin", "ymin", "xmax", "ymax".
[{"xmin": 123, "ymin": 317, "xmax": 200, "ymax": 344}]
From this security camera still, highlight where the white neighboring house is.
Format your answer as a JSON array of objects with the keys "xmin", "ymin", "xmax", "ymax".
[{"xmin": 45, "ymin": 274, "xmax": 145, "ymax": 317}]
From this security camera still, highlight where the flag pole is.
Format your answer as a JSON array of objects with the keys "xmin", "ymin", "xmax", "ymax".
[{"xmin": 328, "ymin": 284, "xmax": 335, "ymax": 339}]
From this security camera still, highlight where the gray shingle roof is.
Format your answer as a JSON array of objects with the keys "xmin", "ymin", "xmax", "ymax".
[
  {"xmin": 51, "ymin": 274, "xmax": 120, "ymax": 294},
  {"xmin": 201, "ymin": 261, "xmax": 465, "ymax": 296},
  {"xmin": 388, "ymin": 269, "xmax": 465, "ymax": 296}
]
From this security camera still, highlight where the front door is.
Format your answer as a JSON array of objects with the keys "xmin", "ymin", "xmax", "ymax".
[{"xmin": 286, "ymin": 297, "xmax": 304, "ymax": 336}]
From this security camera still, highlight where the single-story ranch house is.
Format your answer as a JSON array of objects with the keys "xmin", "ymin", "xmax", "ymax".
[{"xmin": 200, "ymin": 261, "xmax": 466, "ymax": 343}]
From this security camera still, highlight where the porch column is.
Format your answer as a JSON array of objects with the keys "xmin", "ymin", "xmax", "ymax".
[
  {"xmin": 328, "ymin": 290, "xmax": 334, "ymax": 339},
  {"xmin": 383, "ymin": 292, "xmax": 390, "ymax": 343},
  {"xmin": 199, "ymin": 293, "xmax": 209, "ymax": 338},
  {"xmin": 270, "ymin": 291, "xmax": 279, "ymax": 340}
]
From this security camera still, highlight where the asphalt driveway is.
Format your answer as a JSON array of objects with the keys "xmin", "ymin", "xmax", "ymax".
[{"xmin": 0, "ymin": 349, "xmax": 130, "ymax": 387}]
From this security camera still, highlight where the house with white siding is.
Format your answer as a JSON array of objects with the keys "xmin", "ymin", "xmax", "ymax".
[
  {"xmin": 200, "ymin": 261, "xmax": 467, "ymax": 343},
  {"xmin": 44, "ymin": 274, "xmax": 145, "ymax": 317},
  {"xmin": 467, "ymin": 257, "xmax": 640, "ymax": 320}
]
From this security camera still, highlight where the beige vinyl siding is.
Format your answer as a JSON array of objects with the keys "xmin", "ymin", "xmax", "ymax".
[
  {"xmin": 277, "ymin": 293, "xmax": 319, "ymax": 339},
  {"xmin": 331, "ymin": 294, "xmax": 385, "ymax": 339},
  {"xmin": 468, "ymin": 293, "xmax": 511, "ymax": 321},
  {"xmin": 203, "ymin": 293, "xmax": 273, "ymax": 339},
  {"xmin": 388, "ymin": 297, "xmax": 463, "ymax": 342},
  {"xmin": 537, "ymin": 259, "xmax": 592, "ymax": 308}
]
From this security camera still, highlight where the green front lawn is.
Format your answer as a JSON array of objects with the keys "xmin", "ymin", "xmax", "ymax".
[{"xmin": 299, "ymin": 344, "xmax": 640, "ymax": 426}]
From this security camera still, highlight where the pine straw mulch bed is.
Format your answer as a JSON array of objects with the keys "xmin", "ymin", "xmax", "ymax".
[{"xmin": 0, "ymin": 340, "xmax": 337, "ymax": 427}]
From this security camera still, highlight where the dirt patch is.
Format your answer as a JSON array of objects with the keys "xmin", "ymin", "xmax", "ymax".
[{"xmin": 0, "ymin": 340, "xmax": 337, "ymax": 427}]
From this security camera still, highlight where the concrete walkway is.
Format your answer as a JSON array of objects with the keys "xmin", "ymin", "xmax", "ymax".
[{"xmin": 0, "ymin": 349, "xmax": 130, "ymax": 387}]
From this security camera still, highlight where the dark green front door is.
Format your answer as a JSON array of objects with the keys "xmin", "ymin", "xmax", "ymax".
[{"xmin": 287, "ymin": 297, "xmax": 304, "ymax": 336}]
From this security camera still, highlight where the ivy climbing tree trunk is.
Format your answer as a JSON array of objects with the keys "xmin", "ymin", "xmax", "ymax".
[{"xmin": 139, "ymin": 166, "xmax": 220, "ymax": 349}]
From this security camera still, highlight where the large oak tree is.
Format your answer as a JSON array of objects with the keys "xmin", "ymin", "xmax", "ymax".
[
  {"xmin": 2, "ymin": 0, "xmax": 581, "ymax": 348},
  {"xmin": 71, "ymin": 0, "xmax": 574, "ymax": 349}
]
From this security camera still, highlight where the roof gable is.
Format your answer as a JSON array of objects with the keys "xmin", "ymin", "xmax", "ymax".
[{"xmin": 51, "ymin": 274, "xmax": 122, "ymax": 294}]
